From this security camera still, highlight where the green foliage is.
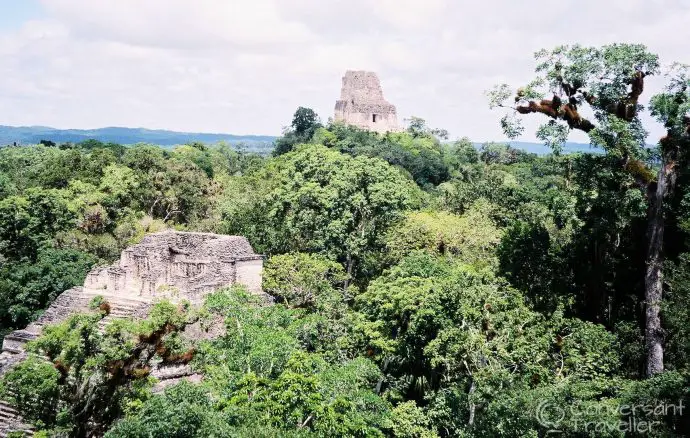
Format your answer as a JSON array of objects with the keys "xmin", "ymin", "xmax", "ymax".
[
  {"xmin": 198, "ymin": 287, "xmax": 305, "ymax": 379},
  {"xmin": 273, "ymin": 107, "xmax": 323, "ymax": 156},
  {"xmin": 0, "ymin": 356, "xmax": 61, "ymax": 428},
  {"xmin": 448, "ymin": 137, "xmax": 479, "ymax": 166},
  {"xmin": 354, "ymin": 252, "xmax": 627, "ymax": 435},
  {"xmin": 665, "ymin": 254, "xmax": 690, "ymax": 369},
  {"xmin": 263, "ymin": 252, "xmax": 347, "ymax": 309},
  {"xmin": 0, "ymin": 188, "xmax": 76, "ymax": 260},
  {"xmin": 479, "ymin": 142, "xmax": 534, "ymax": 165},
  {"xmin": 391, "ymin": 401, "xmax": 439, "ymax": 438},
  {"xmin": 105, "ymin": 382, "xmax": 233, "ymax": 438},
  {"xmin": 385, "ymin": 203, "xmax": 501, "ymax": 269},
  {"xmin": 318, "ymin": 122, "xmax": 451, "ymax": 186},
  {"xmin": 291, "ymin": 107, "xmax": 322, "ymax": 137},
  {"xmin": 105, "ymin": 287, "xmax": 392, "ymax": 436},
  {"xmin": 2, "ymin": 86, "xmax": 690, "ymax": 437},
  {"xmin": 225, "ymin": 144, "xmax": 421, "ymax": 282},
  {"xmin": 619, "ymin": 371, "xmax": 690, "ymax": 436},
  {"xmin": 88, "ymin": 294, "xmax": 106, "ymax": 310},
  {"xmin": 0, "ymin": 247, "xmax": 96, "ymax": 331},
  {"xmin": 0, "ymin": 299, "xmax": 194, "ymax": 436},
  {"xmin": 497, "ymin": 220, "xmax": 559, "ymax": 312}
]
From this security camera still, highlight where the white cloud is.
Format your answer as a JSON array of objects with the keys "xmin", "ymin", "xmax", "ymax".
[{"xmin": 0, "ymin": 0, "xmax": 688, "ymax": 141}]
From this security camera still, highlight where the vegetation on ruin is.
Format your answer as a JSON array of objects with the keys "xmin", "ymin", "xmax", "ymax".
[{"xmin": 1, "ymin": 43, "xmax": 689, "ymax": 436}]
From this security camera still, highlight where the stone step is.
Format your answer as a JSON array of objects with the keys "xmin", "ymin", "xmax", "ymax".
[
  {"xmin": 97, "ymin": 303, "xmax": 149, "ymax": 330},
  {"xmin": 107, "ymin": 307, "xmax": 140, "ymax": 315},
  {"xmin": 2, "ymin": 331, "xmax": 38, "ymax": 343},
  {"xmin": 102, "ymin": 299, "xmax": 147, "ymax": 307},
  {"xmin": 0, "ymin": 430, "xmax": 34, "ymax": 438},
  {"xmin": 151, "ymin": 364, "xmax": 194, "ymax": 380},
  {"xmin": 0, "ymin": 426, "xmax": 34, "ymax": 438},
  {"xmin": 108, "ymin": 302, "xmax": 143, "ymax": 309},
  {"xmin": 0, "ymin": 401, "xmax": 18, "ymax": 417},
  {"xmin": 0, "ymin": 401, "xmax": 34, "ymax": 437},
  {"xmin": 81, "ymin": 292, "xmax": 152, "ymax": 305}
]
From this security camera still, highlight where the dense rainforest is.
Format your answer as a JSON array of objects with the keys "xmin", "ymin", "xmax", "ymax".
[{"xmin": 0, "ymin": 44, "xmax": 688, "ymax": 437}]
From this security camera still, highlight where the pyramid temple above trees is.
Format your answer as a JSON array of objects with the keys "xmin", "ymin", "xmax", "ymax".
[{"xmin": 334, "ymin": 70, "xmax": 400, "ymax": 134}]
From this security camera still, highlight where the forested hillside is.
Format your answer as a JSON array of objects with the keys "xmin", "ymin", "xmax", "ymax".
[
  {"xmin": 0, "ymin": 126, "xmax": 276, "ymax": 152},
  {"xmin": 0, "ymin": 44, "xmax": 689, "ymax": 437}
]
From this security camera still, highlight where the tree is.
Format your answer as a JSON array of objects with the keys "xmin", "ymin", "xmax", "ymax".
[
  {"xmin": 1, "ymin": 301, "xmax": 197, "ymax": 437},
  {"xmin": 0, "ymin": 247, "xmax": 96, "ymax": 331},
  {"xmin": 99, "ymin": 164, "xmax": 140, "ymax": 212},
  {"xmin": 273, "ymin": 107, "xmax": 323, "ymax": 156},
  {"xmin": 0, "ymin": 188, "xmax": 76, "ymax": 261},
  {"xmin": 263, "ymin": 252, "xmax": 347, "ymax": 309},
  {"xmin": 0, "ymin": 356, "xmax": 61, "ymax": 427},
  {"xmin": 497, "ymin": 220, "xmax": 558, "ymax": 313},
  {"xmin": 104, "ymin": 382, "xmax": 234, "ymax": 438},
  {"xmin": 385, "ymin": 202, "xmax": 501, "ymax": 270},
  {"xmin": 226, "ymin": 144, "xmax": 421, "ymax": 284},
  {"xmin": 449, "ymin": 137, "xmax": 479, "ymax": 165},
  {"xmin": 38, "ymin": 148, "xmax": 86, "ymax": 188},
  {"xmin": 291, "ymin": 107, "xmax": 321, "ymax": 137},
  {"xmin": 318, "ymin": 122, "xmax": 451, "ymax": 186},
  {"xmin": 405, "ymin": 117, "xmax": 448, "ymax": 140},
  {"xmin": 355, "ymin": 252, "xmax": 621, "ymax": 435},
  {"xmin": 127, "ymin": 288, "xmax": 392, "ymax": 436},
  {"xmin": 479, "ymin": 142, "xmax": 532, "ymax": 165},
  {"xmin": 488, "ymin": 44, "xmax": 690, "ymax": 376}
]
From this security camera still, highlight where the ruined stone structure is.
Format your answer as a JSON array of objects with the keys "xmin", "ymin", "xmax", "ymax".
[
  {"xmin": 0, "ymin": 231, "xmax": 264, "ymax": 436},
  {"xmin": 334, "ymin": 70, "xmax": 400, "ymax": 134},
  {"xmin": 84, "ymin": 231, "xmax": 263, "ymax": 302}
]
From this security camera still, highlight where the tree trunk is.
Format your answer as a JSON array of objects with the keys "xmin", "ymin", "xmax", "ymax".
[
  {"xmin": 644, "ymin": 162, "xmax": 674, "ymax": 377},
  {"xmin": 468, "ymin": 378, "xmax": 476, "ymax": 426},
  {"xmin": 344, "ymin": 252, "xmax": 353, "ymax": 290}
]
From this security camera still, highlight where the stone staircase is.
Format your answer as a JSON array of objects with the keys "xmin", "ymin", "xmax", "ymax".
[
  {"xmin": 0, "ymin": 400, "xmax": 34, "ymax": 438},
  {"xmin": 0, "ymin": 290, "xmax": 152, "ymax": 436},
  {"xmin": 0, "ymin": 231, "xmax": 265, "ymax": 436},
  {"xmin": 80, "ymin": 292, "xmax": 152, "ymax": 331}
]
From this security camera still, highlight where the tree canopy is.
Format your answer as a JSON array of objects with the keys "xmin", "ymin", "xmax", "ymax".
[{"xmin": 1, "ymin": 45, "xmax": 689, "ymax": 437}]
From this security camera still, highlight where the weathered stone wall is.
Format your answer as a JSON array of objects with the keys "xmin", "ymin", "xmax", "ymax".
[
  {"xmin": 334, "ymin": 70, "xmax": 400, "ymax": 134},
  {"xmin": 84, "ymin": 231, "xmax": 264, "ymax": 301}
]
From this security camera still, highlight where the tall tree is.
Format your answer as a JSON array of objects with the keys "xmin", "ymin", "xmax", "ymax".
[
  {"xmin": 489, "ymin": 44, "xmax": 690, "ymax": 376},
  {"xmin": 225, "ymin": 144, "xmax": 420, "ymax": 284},
  {"xmin": 273, "ymin": 107, "xmax": 323, "ymax": 156},
  {"xmin": 291, "ymin": 106, "xmax": 321, "ymax": 137}
]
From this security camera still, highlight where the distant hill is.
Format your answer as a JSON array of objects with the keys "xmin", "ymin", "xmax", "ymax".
[
  {"xmin": 0, "ymin": 125, "xmax": 605, "ymax": 156},
  {"xmin": 511, "ymin": 141, "xmax": 601, "ymax": 154},
  {"xmin": 0, "ymin": 125, "xmax": 277, "ymax": 152},
  {"xmin": 472, "ymin": 141, "xmax": 601, "ymax": 155}
]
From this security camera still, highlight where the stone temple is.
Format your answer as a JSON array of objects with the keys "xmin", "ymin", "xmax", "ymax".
[
  {"xmin": 83, "ymin": 231, "xmax": 263, "ymax": 301},
  {"xmin": 0, "ymin": 231, "xmax": 264, "ymax": 435},
  {"xmin": 334, "ymin": 70, "xmax": 400, "ymax": 134}
]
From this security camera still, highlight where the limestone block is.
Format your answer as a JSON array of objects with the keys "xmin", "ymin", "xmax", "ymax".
[{"xmin": 235, "ymin": 257, "xmax": 264, "ymax": 293}]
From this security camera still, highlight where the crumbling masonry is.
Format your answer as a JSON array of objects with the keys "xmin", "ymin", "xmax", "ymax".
[{"xmin": 334, "ymin": 70, "xmax": 400, "ymax": 134}]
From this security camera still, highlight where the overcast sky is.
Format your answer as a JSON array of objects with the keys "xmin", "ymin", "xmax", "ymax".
[{"xmin": 1, "ymin": 0, "xmax": 689, "ymax": 142}]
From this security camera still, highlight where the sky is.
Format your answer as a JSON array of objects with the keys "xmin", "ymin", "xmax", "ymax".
[{"xmin": 0, "ymin": 0, "xmax": 689, "ymax": 142}]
